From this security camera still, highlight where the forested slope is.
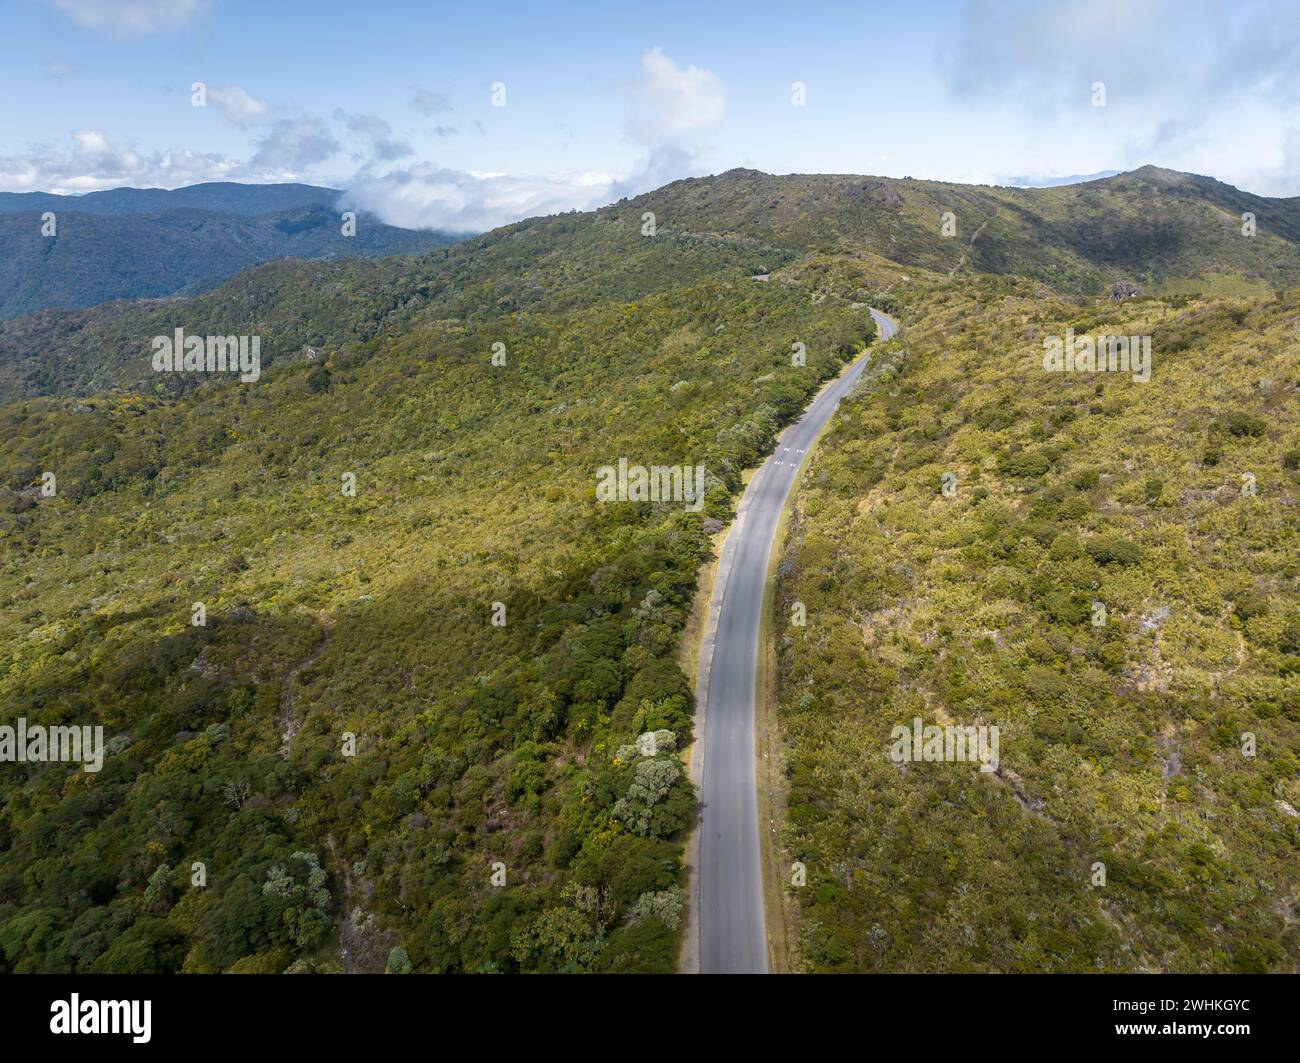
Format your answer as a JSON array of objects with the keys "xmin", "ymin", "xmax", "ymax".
[
  {"xmin": 774, "ymin": 273, "xmax": 1300, "ymax": 972},
  {"xmin": 0, "ymin": 222, "xmax": 880, "ymax": 972},
  {"xmin": 0, "ymin": 203, "xmax": 456, "ymax": 322}
]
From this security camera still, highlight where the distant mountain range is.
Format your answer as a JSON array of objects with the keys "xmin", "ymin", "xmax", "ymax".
[
  {"xmin": 0, "ymin": 182, "xmax": 459, "ymax": 320},
  {"xmin": 1006, "ymin": 170, "xmax": 1124, "ymax": 187},
  {"xmin": 0, "ymin": 182, "xmax": 342, "ymax": 217}
]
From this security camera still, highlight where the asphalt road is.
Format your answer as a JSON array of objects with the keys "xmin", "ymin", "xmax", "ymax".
[{"xmin": 696, "ymin": 308, "xmax": 899, "ymax": 974}]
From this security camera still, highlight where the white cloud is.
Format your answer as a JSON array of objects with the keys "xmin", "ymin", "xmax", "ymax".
[
  {"xmin": 943, "ymin": 0, "xmax": 1300, "ymax": 113},
  {"xmin": 608, "ymin": 143, "xmax": 700, "ymax": 200},
  {"xmin": 943, "ymin": 0, "xmax": 1300, "ymax": 192},
  {"xmin": 340, "ymin": 163, "xmax": 617, "ymax": 234},
  {"xmin": 249, "ymin": 117, "xmax": 341, "ymax": 175},
  {"xmin": 0, "ymin": 130, "xmax": 238, "ymax": 193},
  {"xmin": 586, "ymin": 48, "xmax": 728, "ymax": 202},
  {"xmin": 335, "ymin": 111, "xmax": 413, "ymax": 162},
  {"xmin": 44, "ymin": 60, "xmax": 76, "ymax": 80},
  {"xmin": 72, "ymin": 130, "xmax": 110, "ymax": 155},
  {"xmin": 1, "ymin": 48, "xmax": 728, "ymax": 231},
  {"xmin": 410, "ymin": 87, "xmax": 453, "ymax": 116},
  {"xmin": 627, "ymin": 46, "xmax": 726, "ymax": 146},
  {"xmin": 48, "ymin": 0, "xmax": 205, "ymax": 36},
  {"xmin": 334, "ymin": 49, "xmax": 729, "ymax": 233},
  {"xmin": 207, "ymin": 86, "xmax": 271, "ymax": 128}
]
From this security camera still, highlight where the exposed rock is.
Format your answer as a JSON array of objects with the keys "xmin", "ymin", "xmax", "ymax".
[
  {"xmin": 847, "ymin": 179, "xmax": 903, "ymax": 207},
  {"xmin": 1156, "ymin": 730, "xmax": 1183, "ymax": 780},
  {"xmin": 994, "ymin": 766, "xmax": 1047, "ymax": 814},
  {"xmin": 1139, "ymin": 606, "xmax": 1171, "ymax": 633}
]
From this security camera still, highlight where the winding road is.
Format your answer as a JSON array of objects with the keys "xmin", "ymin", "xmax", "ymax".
[{"xmin": 694, "ymin": 308, "xmax": 899, "ymax": 974}]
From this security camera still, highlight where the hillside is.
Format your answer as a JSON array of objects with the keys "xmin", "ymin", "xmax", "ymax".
[
  {"xmin": 627, "ymin": 165, "xmax": 1300, "ymax": 295},
  {"xmin": 0, "ymin": 205, "xmax": 882, "ymax": 973},
  {"xmin": 772, "ymin": 271, "xmax": 1300, "ymax": 972},
  {"xmin": 0, "ymin": 183, "xmax": 458, "ymax": 321},
  {"xmin": 0, "ymin": 165, "xmax": 1296, "ymax": 975},
  {"xmin": 0, "ymin": 205, "xmax": 797, "ymax": 403}
]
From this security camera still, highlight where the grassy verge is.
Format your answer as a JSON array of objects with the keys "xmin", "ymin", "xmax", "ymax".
[{"xmin": 756, "ymin": 490, "xmax": 796, "ymax": 973}]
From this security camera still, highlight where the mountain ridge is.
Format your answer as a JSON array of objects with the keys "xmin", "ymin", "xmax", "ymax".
[
  {"xmin": 0, "ymin": 181, "xmax": 345, "ymax": 217},
  {"xmin": 2, "ymin": 163, "xmax": 1298, "ymax": 404},
  {"xmin": 615, "ymin": 164, "xmax": 1300, "ymax": 293}
]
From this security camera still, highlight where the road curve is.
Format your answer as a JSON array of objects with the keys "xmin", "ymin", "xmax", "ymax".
[{"xmin": 694, "ymin": 308, "xmax": 899, "ymax": 974}]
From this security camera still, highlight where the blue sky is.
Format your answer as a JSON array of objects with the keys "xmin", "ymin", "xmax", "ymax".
[{"xmin": 4, "ymin": 0, "xmax": 1300, "ymax": 231}]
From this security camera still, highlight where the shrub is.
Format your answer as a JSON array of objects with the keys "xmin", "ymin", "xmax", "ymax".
[
  {"xmin": 1086, "ymin": 537, "xmax": 1142, "ymax": 566},
  {"xmin": 1220, "ymin": 410, "xmax": 1268, "ymax": 438}
]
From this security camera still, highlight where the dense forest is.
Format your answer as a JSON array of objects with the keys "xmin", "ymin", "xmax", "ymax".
[
  {"xmin": 0, "ymin": 200, "xmax": 457, "ymax": 322},
  {"xmin": 0, "ymin": 203, "xmax": 877, "ymax": 972}
]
